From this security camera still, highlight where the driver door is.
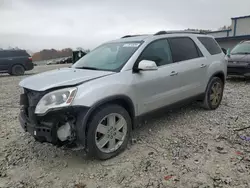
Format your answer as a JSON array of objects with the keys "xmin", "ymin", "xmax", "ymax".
[{"xmin": 132, "ymin": 39, "xmax": 182, "ymax": 115}]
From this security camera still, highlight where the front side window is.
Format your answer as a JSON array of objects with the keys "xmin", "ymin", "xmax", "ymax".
[
  {"xmin": 138, "ymin": 39, "xmax": 173, "ymax": 66},
  {"xmin": 168, "ymin": 37, "xmax": 201, "ymax": 62},
  {"xmin": 72, "ymin": 42, "xmax": 142, "ymax": 72},
  {"xmin": 231, "ymin": 42, "xmax": 250, "ymax": 55}
]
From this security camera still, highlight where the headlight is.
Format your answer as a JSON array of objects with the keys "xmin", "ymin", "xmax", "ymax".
[{"xmin": 35, "ymin": 87, "xmax": 77, "ymax": 114}]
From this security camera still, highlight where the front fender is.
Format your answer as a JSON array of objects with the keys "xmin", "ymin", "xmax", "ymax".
[{"xmin": 72, "ymin": 71, "xmax": 136, "ymax": 108}]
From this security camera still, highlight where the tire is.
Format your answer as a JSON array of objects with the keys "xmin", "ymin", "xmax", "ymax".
[
  {"xmin": 86, "ymin": 104, "xmax": 132, "ymax": 160},
  {"xmin": 202, "ymin": 77, "xmax": 224, "ymax": 110},
  {"xmin": 11, "ymin": 65, "xmax": 25, "ymax": 76}
]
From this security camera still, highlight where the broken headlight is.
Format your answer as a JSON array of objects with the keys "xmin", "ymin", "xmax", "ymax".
[{"xmin": 35, "ymin": 87, "xmax": 77, "ymax": 114}]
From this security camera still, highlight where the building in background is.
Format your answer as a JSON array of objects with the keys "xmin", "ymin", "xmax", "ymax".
[{"xmin": 207, "ymin": 15, "xmax": 250, "ymax": 50}]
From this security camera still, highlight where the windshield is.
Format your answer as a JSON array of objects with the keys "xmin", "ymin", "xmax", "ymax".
[
  {"xmin": 231, "ymin": 43, "xmax": 250, "ymax": 54},
  {"xmin": 72, "ymin": 42, "xmax": 142, "ymax": 72}
]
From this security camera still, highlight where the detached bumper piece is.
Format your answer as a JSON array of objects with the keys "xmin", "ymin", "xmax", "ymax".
[
  {"xmin": 19, "ymin": 107, "xmax": 58, "ymax": 144},
  {"xmin": 227, "ymin": 63, "xmax": 250, "ymax": 76},
  {"xmin": 19, "ymin": 90, "xmax": 64, "ymax": 145}
]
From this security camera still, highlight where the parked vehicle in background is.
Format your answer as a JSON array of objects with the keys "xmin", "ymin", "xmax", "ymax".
[
  {"xmin": 63, "ymin": 57, "xmax": 73, "ymax": 64},
  {"xmin": 56, "ymin": 58, "xmax": 64, "ymax": 64},
  {"xmin": 227, "ymin": 41, "xmax": 250, "ymax": 77},
  {"xmin": 72, "ymin": 50, "xmax": 86, "ymax": 64},
  {"xmin": 0, "ymin": 50, "xmax": 34, "ymax": 75},
  {"xmin": 46, "ymin": 59, "xmax": 56, "ymax": 65},
  {"xmin": 18, "ymin": 31, "xmax": 226, "ymax": 160}
]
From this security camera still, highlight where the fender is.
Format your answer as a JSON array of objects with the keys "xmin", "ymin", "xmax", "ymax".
[
  {"xmin": 75, "ymin": 95, "xmax": 135, "ymax": 147},
  {"xmin": 203, "ymin": 71, "xmax": 225, "ymax": 95}
]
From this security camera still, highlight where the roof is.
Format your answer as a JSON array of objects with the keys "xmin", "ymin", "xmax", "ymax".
[
  {"xmin": 0, "ymin": 49, "xmax": 25, "ymax": 52},
  {"xmin": 110, "ymin": 31, "xmax": 209, "ymax": 43},
  {"xmin": 110, "ymin": 35, "xmax": 151, "ymax": 43},
  {"xmin": 231, "ymin": 15, "xmax": 250, "ymax": 20}
]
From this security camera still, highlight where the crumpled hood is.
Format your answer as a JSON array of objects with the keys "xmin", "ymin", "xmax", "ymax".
[
  {"xmin": 19, "ymin": 67, "xmax": 114, "ymax": 91},
  {"xmin": 228, "ymin": 54, "xmax": 250, "ymax": 62}
]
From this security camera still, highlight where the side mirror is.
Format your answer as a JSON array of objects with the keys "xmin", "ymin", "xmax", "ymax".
[{"xmin": 138, "ymin": 60, "xmax": 158, "ymax": 71}]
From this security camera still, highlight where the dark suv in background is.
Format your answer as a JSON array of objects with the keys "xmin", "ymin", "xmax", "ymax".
[
  {"xmin": 227, "ymin": 41, "xmax": 250, "ymax": 77},
  {"xmin": 0, "ymin": 50, "xmax": 34, "ymax": 75}
]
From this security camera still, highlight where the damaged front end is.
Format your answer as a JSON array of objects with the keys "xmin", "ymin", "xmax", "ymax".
[{"xmin": 19, "ymin": 88, "xmax": 88, "ymax": 147}]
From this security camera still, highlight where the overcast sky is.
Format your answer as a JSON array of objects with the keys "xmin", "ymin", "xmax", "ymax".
[{"xmin": 0, "ymin": 0, "xmax": 250, "ymax": 52}]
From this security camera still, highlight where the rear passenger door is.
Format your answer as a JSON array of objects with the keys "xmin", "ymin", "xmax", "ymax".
[{"xmin": 167, "ymin": 37, "xmax": 207, "ymax": 99}]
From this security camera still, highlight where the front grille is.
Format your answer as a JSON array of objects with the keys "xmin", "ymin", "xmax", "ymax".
[
  {"xmin": 22, "ymin": 89, "xmax": 47, "ymax": 123},
  {"xmin": 24, "ymin": 89, "xmax": 46, "ymax": 107}
]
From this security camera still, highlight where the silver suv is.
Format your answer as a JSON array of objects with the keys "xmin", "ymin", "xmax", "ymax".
[{"xmin": 19, "ymin": 31, "xmax": 227, "ymax": 159}]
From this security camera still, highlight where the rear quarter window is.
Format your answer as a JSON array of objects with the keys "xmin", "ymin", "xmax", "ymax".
[
  {"xmin": 12, "ymin": 50, "xmax": 29, "ymax": 57},
  {"xmin": 198, "ymin": 37, "xmax": 222, "ymax": 55},
  {"xmin": 0, "ymin": 50, "xmax": 29, "ymax": 58}
]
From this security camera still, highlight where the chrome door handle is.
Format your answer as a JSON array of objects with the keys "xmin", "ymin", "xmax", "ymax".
[
  {"xmin": 200, "ymin": 64, "xmax": 207, "ymax": 68},
  {"xmin": 170, "ymin": 71, "xmax": 178, "ymax": 76}
]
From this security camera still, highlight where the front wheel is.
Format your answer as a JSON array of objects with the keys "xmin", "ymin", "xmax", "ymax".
[
  {"xmin": 202, "ymin": 77, "xmax": 224, "ymax": 110},
  {"xmin": 86, "ymin": 104, "xmax": 131, "ymax": 160}
]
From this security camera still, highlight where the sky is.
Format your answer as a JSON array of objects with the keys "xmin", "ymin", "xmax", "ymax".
[{"xmin": 0, "ymin": 0, "xmax": 250, "ymax": 52}]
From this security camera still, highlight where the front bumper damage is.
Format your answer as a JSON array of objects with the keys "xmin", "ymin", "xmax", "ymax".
[{"xmin": 19, "ymin": 89, "xmax": 89, "ymax": 147}]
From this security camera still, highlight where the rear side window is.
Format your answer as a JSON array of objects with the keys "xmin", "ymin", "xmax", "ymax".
[
  {"xmin": 198, "ymin": 37, "xmax": 222, "ymax": 55},
  {"xmin": 0, "ymin": 50, "xmax": 29, "ymax": 58},
  {"xmin": 12, "ymin": 50, "xmax": 29, "ymax": 57},
  {"xmin": 168, "ymin": 37, "xmax": 202, "ymax": 62}
]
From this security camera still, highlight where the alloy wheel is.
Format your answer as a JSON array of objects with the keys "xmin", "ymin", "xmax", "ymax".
[
  {"xmin": 210, "ymin": 82, "xmax": 222, "ymax": 106},
  {"xmin": 95, "ymin": 113, "xmax": 127, "ymax": 153}
]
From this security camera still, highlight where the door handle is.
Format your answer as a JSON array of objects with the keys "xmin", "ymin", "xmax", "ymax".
[
  {"xmin": 8, "ymin": 58, "xmax": 13, "ymax": 60},
  {"xmin": 200, "ymin": 64, "xmax": 207, "ymax": 68},
  {"xmin": 170, "ymin": 71, "xmax": 178, "ymax": 76}
]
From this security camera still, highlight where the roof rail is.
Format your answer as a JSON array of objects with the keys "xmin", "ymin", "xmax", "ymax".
[
  {"xmin": 121, "ymin": 35, "xmax": 138, "ymax": 38},
  {"xmin": 121, "ymin": 34, "xmax": 148, "ymax": 39},
  {"xmin": 154, "ymin": 30, "xmax": 206, "ymax": 35}
]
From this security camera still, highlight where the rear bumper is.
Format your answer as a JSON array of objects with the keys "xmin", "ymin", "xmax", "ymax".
[
  {"xmin": 227, "ymin": 64, "xmax": 250, "ymax": 76},
  {"xmin": 25, "ymin": 63, "xmax": 34, "ymax": 71}
]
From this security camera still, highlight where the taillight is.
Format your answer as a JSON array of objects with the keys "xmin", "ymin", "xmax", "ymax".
[{"xmin": 28, "ymin": 57, "xmax": 32, "ymax": 60}]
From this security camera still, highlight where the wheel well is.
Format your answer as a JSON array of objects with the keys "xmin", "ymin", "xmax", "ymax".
[
  {"xmin": 111, "ymin": 98, "xmax": 135, "ymax": 119},
  {"xmin": 86, "ymin": 97, "xmax": 135, "ymax": 130},
  {"xmin": 213, "ymin": 72, "xmax": 225, "ymax": 84},
  {"xmin": 10, "ymin": 64, "xmax": 25, "ymax": 71}
]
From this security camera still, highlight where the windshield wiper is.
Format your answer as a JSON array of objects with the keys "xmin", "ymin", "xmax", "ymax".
[{"xmin": 75, "ymin": 66, "xmax": 99, "ymax": 70}]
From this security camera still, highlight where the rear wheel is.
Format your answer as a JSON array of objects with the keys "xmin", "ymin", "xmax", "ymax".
[
  {"xmin": 11, "ymin": 65, "xmax": 25, "ymax": 76},
  {"xmin": 202, "ymin": 77, "xmax": 224, "ymax": 110},
  {"xmin": 86, "ymin": 104, "xmax": 131, "ymax": 160}
]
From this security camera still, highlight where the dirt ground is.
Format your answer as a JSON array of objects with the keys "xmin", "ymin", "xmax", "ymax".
[{"xmin": 1, "ymin": 64, "xmax": 250, "ymax": 188}]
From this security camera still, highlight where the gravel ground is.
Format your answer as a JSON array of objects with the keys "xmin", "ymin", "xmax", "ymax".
[{"xmin": 1, "ymin": 64, "xmax": 250, "ymax": 188}]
